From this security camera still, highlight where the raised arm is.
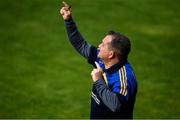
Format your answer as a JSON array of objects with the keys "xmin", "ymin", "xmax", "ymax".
[{"xmin": 60, "ymin": 1, "xmax": 95, "ymax": 59}]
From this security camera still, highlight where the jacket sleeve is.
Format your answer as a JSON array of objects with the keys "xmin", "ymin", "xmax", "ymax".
[
  {"xmin": 94, "ymin": 79, "xmax": 127, "ymax": 112},
  {"xmin": 64, "ymin": 18, "xmax": 95, "ymax": 60}
]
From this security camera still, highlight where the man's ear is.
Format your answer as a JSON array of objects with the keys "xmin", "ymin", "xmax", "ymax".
[{"xmin": 108, "ymin": 50, "xmax": 115, "ymax": 59}]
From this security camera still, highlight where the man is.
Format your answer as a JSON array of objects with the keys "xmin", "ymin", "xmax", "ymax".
[{"xmin": 60, "ymin": 1, "xmax": 137, "ymax": 119}]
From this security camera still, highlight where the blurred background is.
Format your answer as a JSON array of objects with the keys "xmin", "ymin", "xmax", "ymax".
[{"xmin": 0, "ymin": 0, "xmax": 180, "ymax": 119}]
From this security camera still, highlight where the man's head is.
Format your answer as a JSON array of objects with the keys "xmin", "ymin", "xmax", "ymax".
[{"xmin": 98, "ymin": 30, "xmax": 131, "ymax": 63}]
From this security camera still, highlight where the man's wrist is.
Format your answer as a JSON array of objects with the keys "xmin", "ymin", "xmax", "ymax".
[
  {"xmin": 93, "ymin": 79, "xmax": 104, "ymax": 84},
  {"xmin": 64, "ymin": 17, "xmax": 74, "ymax": 26},
  {"xmin": 64, "ymin": 16, "xmax": 72, "ymax": 22}
]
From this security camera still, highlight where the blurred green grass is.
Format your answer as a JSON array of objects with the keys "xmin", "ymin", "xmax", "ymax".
[{"xmin": 0, "ymin": 0, "xmax": 180, "ymax": 119}]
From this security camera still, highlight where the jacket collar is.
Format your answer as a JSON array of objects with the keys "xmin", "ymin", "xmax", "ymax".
[{"xmin": 104, "ymin": 60, "xmax": 127, "ymax": 74}]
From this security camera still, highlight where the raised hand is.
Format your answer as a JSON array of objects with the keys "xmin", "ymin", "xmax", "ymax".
[{"xmin": 60, "ymin": 1, "xmax": 72, "ymax": 20}]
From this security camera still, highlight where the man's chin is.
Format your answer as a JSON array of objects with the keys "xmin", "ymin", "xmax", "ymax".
[{"xmin": 98, "ymin": 54, "xmax": 103, "ymax": 60}]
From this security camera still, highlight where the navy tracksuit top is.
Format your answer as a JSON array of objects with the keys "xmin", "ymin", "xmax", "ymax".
[{"xmin": 64, "ymin": 18, "xmax": 138, "ymax": 119}]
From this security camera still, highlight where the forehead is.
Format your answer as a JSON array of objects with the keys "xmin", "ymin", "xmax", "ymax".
[{"xmin": 103, "ymin": 35, "xmax": 113, "ymax": 43}]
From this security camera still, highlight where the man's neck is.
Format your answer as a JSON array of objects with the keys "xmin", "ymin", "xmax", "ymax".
[{"xmin": 104, "ymin": 59, "xmax": 119, "ymax": 69}]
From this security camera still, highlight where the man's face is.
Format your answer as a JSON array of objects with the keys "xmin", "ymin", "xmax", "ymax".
[{"xmin": 98, "ymin": 35, "xmax": 113, "ymax": 60}]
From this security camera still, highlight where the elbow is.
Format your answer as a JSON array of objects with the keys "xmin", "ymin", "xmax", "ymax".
[{"xmin": 109, "ymin": 104, "xmax": 121, "ymax": 112}]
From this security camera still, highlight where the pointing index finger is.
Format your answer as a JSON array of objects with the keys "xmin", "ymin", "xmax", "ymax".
[
  {"xmin": 62, "ymin": 1, "xmax": 69, "ymax": 7},
  {"xmin": 95, "ymin": 62, "xmax": 102, "ymax": 71}
]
